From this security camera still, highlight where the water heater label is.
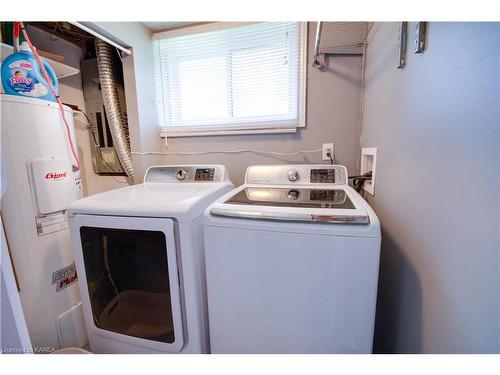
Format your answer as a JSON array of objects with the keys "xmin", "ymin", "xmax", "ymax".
[
  {"xmin": 30, "ymin": 158, "xmax": 76, "ymax": 214},
  {"xmin": 52, "ymin": 261, "xmax": 78, "ymax": 292},
  {"xmin": 35, "ymin": 210, "xmax": 69, "ymax": 236},
  {"xmin": 45, "ymin": 171, "xmax": 67, "ymax": 180}
]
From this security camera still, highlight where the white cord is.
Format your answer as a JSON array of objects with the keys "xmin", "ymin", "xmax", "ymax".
[
  {"xmin": 116, "ymin": 47, "xmax": 124, "ymax": 62},
  {"xmin": 131, "ymin": 148, "xmax": 322, "ymax": 157},
  {"xmin": 357, "ymin": 44, "xmax": 367, "ymax": 173}
]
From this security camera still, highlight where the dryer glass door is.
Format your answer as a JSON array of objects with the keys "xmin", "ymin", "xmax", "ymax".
[{"xmin": 73, "ymin": 215, "xmax": 184, "ymax": 352}]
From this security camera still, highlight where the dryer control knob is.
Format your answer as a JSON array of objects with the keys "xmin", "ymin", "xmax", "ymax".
[
  {"xmin": 176, "ymin": 169, "xmax": 188, "ymax": 181},
  {"xmin": 287, "ymin": 169, "xmax": 300, "ymax": 182}
]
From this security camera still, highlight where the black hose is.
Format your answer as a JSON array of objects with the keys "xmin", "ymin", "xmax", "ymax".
[{"xmin": 349, "ymin": 171, "xmax": 373, "ymax": 193}]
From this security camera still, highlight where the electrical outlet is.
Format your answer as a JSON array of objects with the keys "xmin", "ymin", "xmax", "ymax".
[{"xmin": 322, "ymin": 143, "xmax": 335, "ymax": 161}]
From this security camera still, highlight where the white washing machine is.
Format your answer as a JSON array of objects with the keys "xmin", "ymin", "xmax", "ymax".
[
  {"xmin": 204, "ymin": 164, "xmax": 381, "ymax": 353},
  {"xmin": 68, "ymin": 165, "xmax": 233, "ymax": 353}
]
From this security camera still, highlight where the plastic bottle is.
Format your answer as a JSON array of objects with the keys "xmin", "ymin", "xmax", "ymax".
[{"xmin": 1, "ymin": 42, "xmax": 58, "ymax": 102}]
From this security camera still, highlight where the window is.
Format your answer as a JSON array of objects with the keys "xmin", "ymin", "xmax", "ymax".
[{"xmin": 153, "ymin": 22, "xmax": 307, "ymax": 136}]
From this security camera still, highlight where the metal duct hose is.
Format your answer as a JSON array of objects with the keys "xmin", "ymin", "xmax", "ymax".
[{"xmin": 95, "ymin": 39, "xmax": 134, "ymax": 181}]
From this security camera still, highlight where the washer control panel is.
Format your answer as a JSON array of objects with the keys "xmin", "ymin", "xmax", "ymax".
[
  {"xmin": 145, "ymin": 165, "xmax": 227, "ymax": 183},
  {"xmin": 245, "ymin": 165, "xmax": 348, "ymax": 186}
]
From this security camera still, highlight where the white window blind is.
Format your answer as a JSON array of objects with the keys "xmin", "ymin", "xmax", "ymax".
[{"xmin": 153, "ymin": 22, "xmax": 306, "ymax": 135}]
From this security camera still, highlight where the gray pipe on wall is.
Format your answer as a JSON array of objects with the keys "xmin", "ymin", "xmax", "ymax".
[{"xmin": 95, "ymin": 38, "xmax": 134, "ymax": 181}]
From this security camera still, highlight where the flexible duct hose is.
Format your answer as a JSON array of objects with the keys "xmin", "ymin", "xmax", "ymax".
[{"xmin": 95, "ymin": 39, "xmax": 134, "ymax": 181}]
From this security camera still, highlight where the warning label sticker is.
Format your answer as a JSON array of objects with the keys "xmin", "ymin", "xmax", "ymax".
[
  {"xmin": 52, "ymin": 262, "xmax": 78, "ymax": 292},
  {"xmin": 35, "ymin": 210, "xmax": 69, "ymax": 236}
]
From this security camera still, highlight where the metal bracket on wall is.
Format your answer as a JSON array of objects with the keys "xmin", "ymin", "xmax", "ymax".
[
  {"xmin": 414, "ymin": 22, "xmax": 427, "ymax": 54},
  {"xmin": 397, "ymin": 22, "xmax": 408, "ymax": 69},
  {"xmin": 312, "ymin": 21, "xmax": 324, "ymax": 68}
]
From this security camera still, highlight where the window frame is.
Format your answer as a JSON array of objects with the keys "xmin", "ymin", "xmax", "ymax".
[{"xmin": 152, "ymin": 22, "xmax": 308, "ymax": 138}]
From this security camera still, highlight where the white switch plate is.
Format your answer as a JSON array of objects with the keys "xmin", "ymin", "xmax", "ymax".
[
  {"xmin": 322, "ymin": 143, "xmax": 335, "ymax": 161},
  {"xmin": 360, "ymin": 147, "xmax": 377, "ymax": 195}
]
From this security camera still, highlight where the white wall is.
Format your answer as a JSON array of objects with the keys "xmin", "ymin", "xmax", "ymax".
[
  {"xmin": 27, "ymin": 26, "xmax": 128, "ymax": 196},
  {"xmin": 362, "ymin": 22, "xmax": 500, "ymax": 353},
  {"xmin": 95, "ymin": 22, "xmax": 364, "ymax": 185}
]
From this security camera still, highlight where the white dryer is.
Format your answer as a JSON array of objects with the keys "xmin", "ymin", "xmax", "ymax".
[
  {"xmin": 68, "ymin": 165, "xmax": 233, "ymax": 353},
  {"xmin": 204, "ymin": 164, "xmax": 381, "ymax": 353}
]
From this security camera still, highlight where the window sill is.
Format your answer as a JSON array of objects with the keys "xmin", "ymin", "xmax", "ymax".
[{"xmin": 159, "ymin": 126, "xmax": 299, "ymax": 138}]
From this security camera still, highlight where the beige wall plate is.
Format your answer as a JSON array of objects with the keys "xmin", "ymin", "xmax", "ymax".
[{"xmin": 360, "ymin": 147, "xmax": 377, "ymax": 195}]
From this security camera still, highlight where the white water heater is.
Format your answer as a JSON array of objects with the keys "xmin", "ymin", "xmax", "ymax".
[{"xmin": 0, "ymin": 94, "xmax": 87, "ymax": 351}]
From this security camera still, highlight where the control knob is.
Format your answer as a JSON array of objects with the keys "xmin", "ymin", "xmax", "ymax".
[
  {"xmin": 287, "ymin": 189, "xmax": 300, "ymax": 200},
  {"xmin": 176, "ymin": 169, "xmax": 188, "ymax": 181},
  {"xmin": 287, "ymin": 169, "xmax": 300, "ymax": 182}
]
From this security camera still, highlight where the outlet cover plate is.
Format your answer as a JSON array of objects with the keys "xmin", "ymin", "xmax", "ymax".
[{"xmin": 322, "ymin": 143, "xmax": 335, "ymax": 161}]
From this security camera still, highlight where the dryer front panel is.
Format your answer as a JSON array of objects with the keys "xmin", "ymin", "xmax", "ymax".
[{"xmin": 71, "ymin": 215, "xmax": 184, "ymax": 353}]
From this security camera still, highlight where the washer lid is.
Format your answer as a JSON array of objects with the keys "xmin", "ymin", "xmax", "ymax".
[
  {"xmin": 69, "ymin": 181, "xmax": 234, "ymax": 222},
  {"xmin": 210, "ymin": 185, "xmax": 370, "ymax": 224}
]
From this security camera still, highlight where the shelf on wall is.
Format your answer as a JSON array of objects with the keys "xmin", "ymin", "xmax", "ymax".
[{"xmin": 0, "ymin": 43, "xmax": 79, "ymax": 79}]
